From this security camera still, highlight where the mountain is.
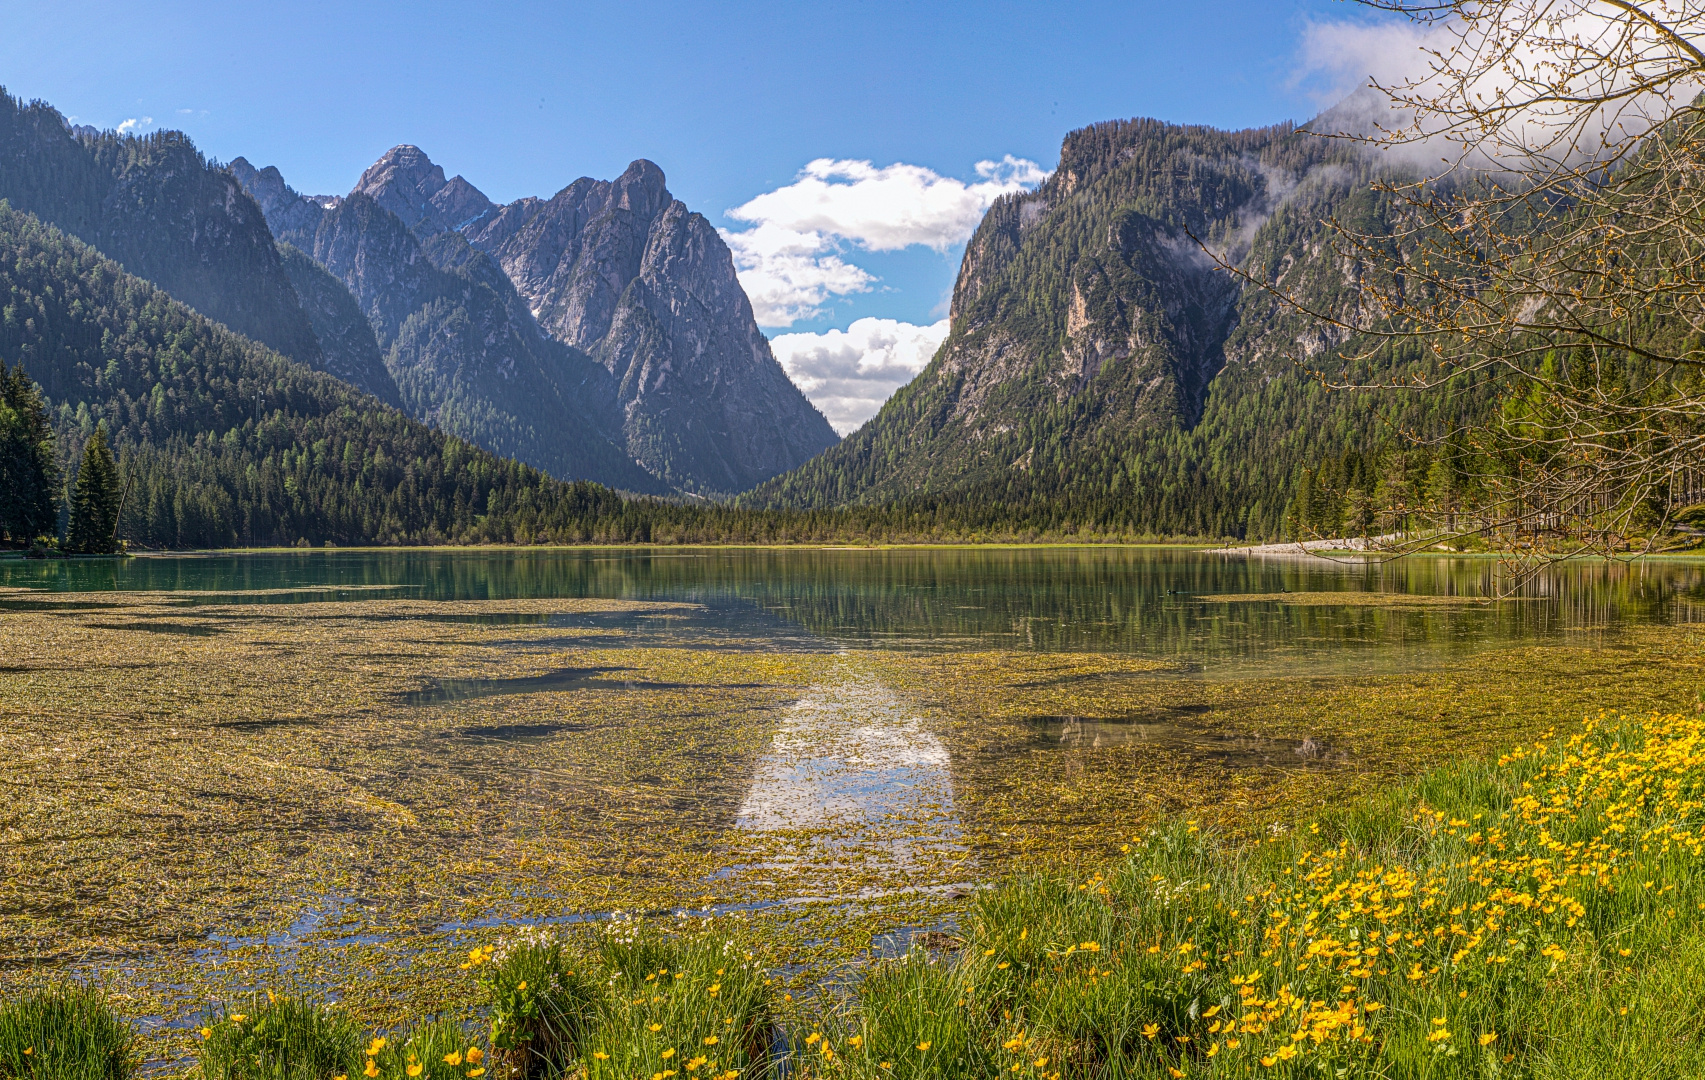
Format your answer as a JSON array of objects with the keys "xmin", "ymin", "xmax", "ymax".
[
  {"xmin": 0, "ymin": 199, "xmax": 642, "ymax": 547},
  {"xmin": 272, "ymin": 242, "xmax": 402, "ymax": 406},
  {"xmin": 0, "ymin": 89, "xmax": 324, "ymax": 371},
  {"xmin": 229, "ymin": 157, "xmax": 666, "ymax": 493},
  {"xmin": 237, "ymin": 146, "xmax": 839, "ymax": 495},
  {"xmin": 748, "ymin": 115, "xmax": 1489, "ymax": 538},
  {"xmin": 463, "ymin": 158, "xmax": 839, "ymax": 494}
]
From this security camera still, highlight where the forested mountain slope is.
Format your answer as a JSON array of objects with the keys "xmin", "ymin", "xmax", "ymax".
[
  {"xmin": 234, "ymin": 147, "xmax": 838, "ymax": 496},
  {"xmin": 749, "ymin": 115, "xmax": 1497, "ymax": 538},
  {"xmin": 0, "ymin": 89, "xmax": 324, "ymax": 371},
  {"xmin": 0, "ymin": 201, "xmax": 633, "ymax": 547}
]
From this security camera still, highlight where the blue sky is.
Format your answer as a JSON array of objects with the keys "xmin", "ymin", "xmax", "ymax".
[{"xmin": 2, "ymin": 0, "xmax": 1402, "ymax": 431}]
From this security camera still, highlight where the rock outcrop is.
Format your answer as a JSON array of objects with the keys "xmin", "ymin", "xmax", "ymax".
[
  {"xmin": 746, "ymin": 113, "xmax": 1416, "ymax": 540},
  {"xmin": 360, "ymin": 148, "xmax": 839, "ymax": 493}
]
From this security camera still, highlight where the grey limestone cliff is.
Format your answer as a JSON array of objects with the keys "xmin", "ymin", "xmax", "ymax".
[
  {"xmin": 234, "ymin": 146, "xmax": 837, "ymax": 495},
  {"xmin": 358, "ymin": 148, "xmax": 839, "ymax": 494}
]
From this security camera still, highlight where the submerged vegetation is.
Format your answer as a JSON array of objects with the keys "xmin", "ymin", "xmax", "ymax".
[
  {"xmin": 3, "ymin": 554, "xmax": 1701, "ymax": 1075},
  {"xmin": 11, "ymin": 706, "xmax": 1705, "ymax": 1076}
]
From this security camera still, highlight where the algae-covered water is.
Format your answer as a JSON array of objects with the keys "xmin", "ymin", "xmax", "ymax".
[{"xmin": 2, "ymin": 546, "xmax": 1703, "ymax": 1058}]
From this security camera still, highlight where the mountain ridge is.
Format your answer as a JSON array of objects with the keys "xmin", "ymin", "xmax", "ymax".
[
  {"xmin": 0, "ymin": 88, "xmax": 324, "ymax": 371},
  {"xmin": 746, "ymin": 111, "xmax": 1482, "ymax": 538},
  {"xmin": 234, "ymin": 146, "xmax": 839, "ymax": 495}
]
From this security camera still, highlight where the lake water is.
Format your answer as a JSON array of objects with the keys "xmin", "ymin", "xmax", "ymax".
[
  {"xmin": 7, "ymin": 545, "xmax": 1705, "ymax": 1051},
  {"xmin": 6, "ymin": 546, "xmax": 1703, "ymax": 672}
]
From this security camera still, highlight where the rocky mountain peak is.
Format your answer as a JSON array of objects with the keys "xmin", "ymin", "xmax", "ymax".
[
  {"xmin": 238, "ymin": 143, "xmax": 836, "ymax": 495},
  {"xmin": 352, "ymin": 144, "xmax": 494, "ymax": 234},
  {"xmin": 611, "ymin": 159, "xmax": 669, "ymax": 217}
]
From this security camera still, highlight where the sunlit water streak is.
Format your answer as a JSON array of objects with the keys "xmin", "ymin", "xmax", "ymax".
[{"xmin": 729, "ymin": 660, "xmax": 971, "ymax": 902}]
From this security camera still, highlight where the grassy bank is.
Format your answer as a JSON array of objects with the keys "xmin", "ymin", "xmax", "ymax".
[
  {"xmin": 12, "ymin": 704, "xmax": 1705, "ymax": 1078},
  {"xmin": 793, "ymin": 707, "xmax": 1705, "ymax": 1078}
]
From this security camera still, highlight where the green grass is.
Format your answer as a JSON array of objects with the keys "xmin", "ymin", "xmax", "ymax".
[
  {"xmin": 578, "ymin": 919, "xmax": 774, "ymax": 1080},
  {"xmin": 198, "ymin": 994, "xmax": 359, "ymax": 1080},
  {"xmin": 470, "ymin": 927, "xmax": 596, "ymax": 1079},
  {"xmin": 14, "ymin": 710, "xmax": 1705, "ymax": 1077},
  {"xmin": 366, "ymin": 1020, "xmax": 482, "ymax": 1080},
  {"xmin": 789, "ymin": 708, "xmax": 1705, "ymax": 1077},
  {"xmin": 0, "ymin": 985, "xmax": 135, "ymax": 1080}
]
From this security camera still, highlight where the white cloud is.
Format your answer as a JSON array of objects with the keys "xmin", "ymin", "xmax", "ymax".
[
  {"xmin": 115, "ymin": 116, "xmax": 153, "ymax": 135},
  {"xmin": 730, "ymin": 155, "xmax": 1047, "ymax": 253},
  {"xmin": 1292, "ymin": 18, "xmax": 1432, "ymax": 108},
  {"xmin": 724, "ymin": 156, "xmax": 1046, "ymax": 326},
  {"xmin": 1295, "ymin": 6, "xmax": 1705, "ymax": 169},
  {"xmin": 723, "ymin": 222, "xmax": 876, "ymax": 327},
  {"xmin": 769, "ymin": 317, "xmax": 949, "ymax": 434}
]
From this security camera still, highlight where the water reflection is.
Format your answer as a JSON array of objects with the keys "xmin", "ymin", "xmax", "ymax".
[{"xmin": 6, "ymin": 548, "xmax": 1702, "ymax": 670}]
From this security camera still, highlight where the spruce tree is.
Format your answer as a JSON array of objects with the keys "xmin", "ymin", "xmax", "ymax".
[
  {"xmin": 0, "ymin": 362, "xmax": 58, "ymax": 545},
  {"xmin": 65, "ymin": 424, "xmax": 122, "ymax": 554}
]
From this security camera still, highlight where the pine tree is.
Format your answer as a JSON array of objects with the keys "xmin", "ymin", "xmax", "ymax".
[
  {"xmin": 65, "ymin": 424, "xmax": 122, "ymax": 554},
  {"xmin": 0, "ymin": 361, "xmax": 58, "ymax": 545}
]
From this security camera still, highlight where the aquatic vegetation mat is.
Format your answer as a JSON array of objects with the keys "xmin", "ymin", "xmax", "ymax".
[{"xmin": 2, "ymin": 586, "xmax": 1702, "ymax": 1074}]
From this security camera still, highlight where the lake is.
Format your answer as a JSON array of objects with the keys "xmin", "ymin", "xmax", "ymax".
[
  {"xmin": 7, "ymin": 545, "xmax": 1703, "ymax": 665},
  {"xmin": 3, "ymin": 546, "xmax": 1703, "ymax": 1052}
]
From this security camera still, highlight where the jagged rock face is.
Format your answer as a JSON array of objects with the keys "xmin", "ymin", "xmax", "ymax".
[
  {"xmin": 272, "ymin": 242, "xmax": 402, "ymax": 406},
  {"xmin": 748, "ymin": 114, "xmax": 1376, "ymax": 518},
  {"xmin": 308, "ymin": 193, "xmax": 448, "ymax": 346},
  {"xmin": 235, "ymin": 145, "xmax": 836, "ymax": 494},
  {"xmin": 232, "ymin": 161, "xmax": 665, "ymax": 493},
  {"xmin": 0, "ymin": 94, "xmax": 323, "ymax": 370},
  {"xmin": 463, "ymin": 162, "xmax": 670, "ymax": 348},
  {"xmin": 361, "ymin": 152, "xmax": 840, "ymax": 494},
  {"xmin": 227, "ymin": 158, "xmax": 332, "ymax": 250},
  {"xmin": 351, "ymin": 145, "xmax": 495, "ymax": 236}
]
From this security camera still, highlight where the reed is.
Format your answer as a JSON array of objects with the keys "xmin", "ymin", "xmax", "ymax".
[
  {"xmin": 0, "ymin": 984, "xmax": 135, "ymax": 1080},
  {"xmin": 198, "ymin": 993, "xmax": 359, "ymax": 1080}
]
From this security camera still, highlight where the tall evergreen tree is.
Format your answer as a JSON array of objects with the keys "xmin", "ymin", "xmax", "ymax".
[
  {"xmin": 65, "ymin": 424, "xmax": 121, "ymax": 554},
  {"xmin": 0, "ymin": 361, "xmax": 57, "ymax": 545}
]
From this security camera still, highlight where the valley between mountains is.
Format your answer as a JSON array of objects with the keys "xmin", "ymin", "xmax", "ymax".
[{"xmin": 2, "ymin": 85, "xmax": 1488, "ymax": 543}]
